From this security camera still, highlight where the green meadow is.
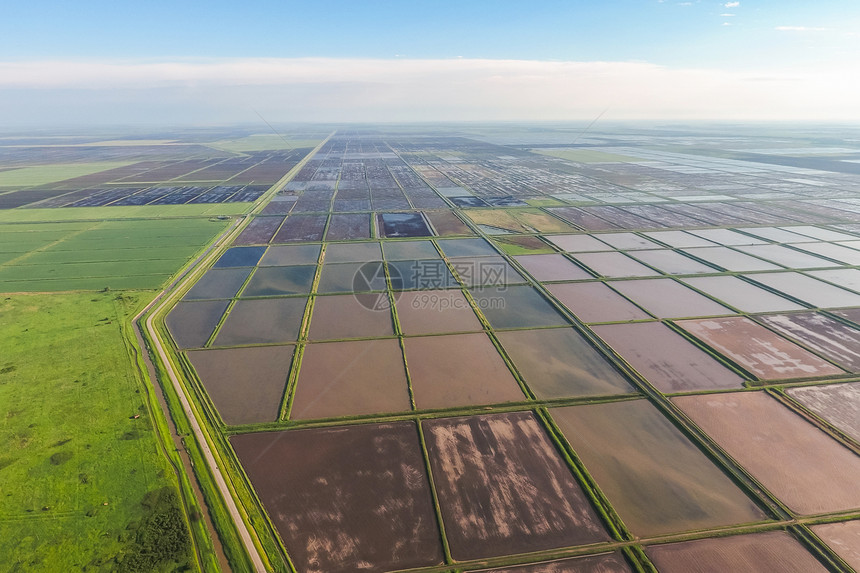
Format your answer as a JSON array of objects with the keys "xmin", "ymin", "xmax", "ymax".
[{"xmin": 0, "ymin": 292, "xmax": 194, "ymax": 572}]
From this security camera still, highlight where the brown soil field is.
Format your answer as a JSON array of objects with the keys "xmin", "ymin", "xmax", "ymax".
[
  {"xmin": 676, "ymin": 317, "xmax": 845, "ymax": 380},
  {"xmin": 272, "ymin": 214, "xmax": 327, "ymax": 243},
  {"xmin": 673, "ymin": 392, "xmax": 860, "ymax": 514},
  {"xmin": 325, "ymin": 213, "xmax": 371, "ymax": 240},
  {"xmin": 811, "ymin": 520, "xmax": 860, "ymax": 570},
  {"xmin": 230, "ymin": 422, "xmax": 444, "ymax": 572},
  {"xmin": 552, "ymin": 400, "xmax": 765, "ymax": 536},
  {"xmin": 646, "ymin": 530, "xmax": 828, "ymax": 573},
  {"xmin": 233, "ymin": 216, "xmax": 285, "ymax": 245},
  {"xmin": 426, "ymin": 209, "xmax": 474, "ymax": 236},
  {"xmin": 423, "ymin": 412, "xmax": 609, "ymax": 560}
]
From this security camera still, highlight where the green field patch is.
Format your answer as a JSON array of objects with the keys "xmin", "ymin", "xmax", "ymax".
[
  {"xmin": 532, "ymin": 148, "xmax": 641, "ymax": 163},
  {"xmin": 465, "ymin": 208, "xmax": 575, "ymax": 234},
  {"xmin": 523, "ymin": 197, "xmax": 566, "ymax": 207},
  {"xmin": 0, "ymin": 203, "xmax": 249, "ymax": 223},
  {"xmin": 0, "ymin": 222, "xmax": 94, "ymax": 234},
  {"xmin": 0, "ymin": 274, "xmax": 171, "ymax": 292},
  {"xmin": 18, "ymin": 246, "xmax": 202, "ymax": 265},
  {"xmin": 0, "ymin": 162, "xmax": 134, "ymax": 187},
  {"xmin": 0, "ymin": 237, "xmax": 72, "ymax": 254},
  {"xmin": 492, "ymin": 235, "xmax": 556, "ymax": 255},
  {"xmin": 0, "ymin": 292, "xmax": 192, "ymax": 570},
  {"xmin": 0, "ymin": 259, "xmax": 185, "ymax": 281}
]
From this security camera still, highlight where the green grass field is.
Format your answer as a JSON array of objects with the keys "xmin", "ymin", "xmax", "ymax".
[
  {"xmin": 0, "ymin": 162, "xmax": 134, "ymax": 188},
  {"xmin": 0, "ymin": 203, "xmax": 249, "ymax": 223},
  {"xmin": 0, "ymin": 217, "xmax": 230, "ymax": 292},
  {"xmin": 0, "ymin": 292, "xmax": 194, "ymax": 572}
]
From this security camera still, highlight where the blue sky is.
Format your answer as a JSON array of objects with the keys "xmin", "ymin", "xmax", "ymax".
[{"xmin": 1, "ymin": 1, "xmax": 859, "ymax": 125}]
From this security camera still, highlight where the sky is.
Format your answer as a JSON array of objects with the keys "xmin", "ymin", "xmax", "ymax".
[{"xmin": 1, "ymin": 0, "xmax": 859, "ymax": 126}]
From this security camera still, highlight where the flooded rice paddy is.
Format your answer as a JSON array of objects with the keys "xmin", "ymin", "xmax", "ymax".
[
  {"xmin": 627, "ymin": 249, "xmax": 716, "ymax": 275},
  {"xmin": 681, "ymin": 275, "xmax": 805, "ymax": 313},
  {"xmin": 187, "ymin": 345, "xmax": 292, "ymax": 424},
  {"xmin": 404, "ymin": 333, "xmax": 525, "ymax": 409},
  {"xmin": 471, "ymin": 286, "xmax": 570, "ymax": 329},
  {"xmin": 496, "ymin": 328, "xmax": 635, "ymax": 398},
  {"xmin": 593, "ymin": 322, "xmax": 746, "ymax": 392},
  {"xmin": 239, "ymin": 265, "xmax": 315, "ymax": 297},
  {"xmin": 394, "ymin": 289, "xmax": 483, "ymax": 334},
  {"xmin": 551, "ymin": 400, "xmax": 765, "ymax": 536},
  {"xmin": 746, "ymin": 272, "xmax": 860, "ymax": 308},
  {"xmin": 608, "ymin": 279, "xmax": 733, "ymax": 319},
  {"xmin": 213, "ymin": 297, "xmax": 307, "ymax": 346},
  {"xmin": 291, "ymin": 339, "xmax": 411, "ymax": 419},
  {"xmin": 673, "ymin": 392, "xmax": 860, "ymax": 514},
  {"xmin": 166, "ymin": 299, "xmax": 229, "ymax": 348},
  {"xmin": 546, "ymin": 282, "xmax": 650, "ymax": 323},
  {"xmin": 572, "ymin": 251, "xmax": 661, "ymax": 278},
  {"xmin": 183, "ymin": 267, "xmax": 252, "ymax": 300},
  {"xmin": 307, "ymin": 294, "xmax": 395, "ymax": 340},
  {"xmin": 513, "ymin": 253, "xmax": 592, "ymax": 281},
  {"xmin": 166, "ymin": 131, "xmax": 860, "ymax": 572},
  {"xmin": 258, "ymin": 244, "xmax": 320, "ymax": 266},
  {"xmin": 646, "ymin": 531, "xmax": 829, "ymax": 573}
]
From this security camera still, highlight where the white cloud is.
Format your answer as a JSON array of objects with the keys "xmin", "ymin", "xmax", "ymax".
[
  {"xmin": 0, "ymin": 57, "xmax": 858, "ymax": 125},
  {"xmin": 775, "ymin": 26, "xmax": 828, "ymax": 32},
  {"xmin": 725, "ymin": 1, "xmax": 740, "ymax": 7}
]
